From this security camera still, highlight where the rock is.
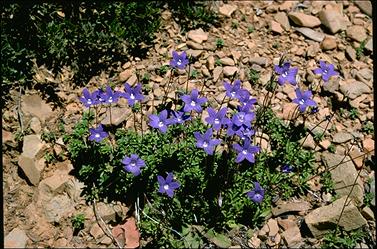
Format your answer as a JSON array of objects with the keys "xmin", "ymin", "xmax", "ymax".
[
  {"xmin": 277, "ymin": 216, "xmax": 296, "ymax": 231},
  {"xmin": 186, "ymin": 41, "xmax": 203, "ymax": 50},
  {"xmin": 272, "ymin": 201, "xmax": 311, "ymax": 216},
  {"xmin": 345, "ymin": 46, "xmax": 356, "ymax": 61},
  {"xmin": 18, "ymin": 156, "xmax": 45, "ymax": 186},
  {"xmin": 219, "ymin": 4, "xmax": 237, "ymax": 17},
  {"xmin": 321, "ymin": 36, "xmax": 337, "ymax": 50},
  {"xmin": 281, "ymin": 222, "xmax": 302, "ymax": 248},
  {"xmin": 318, "ymin": 10, "xmax": 347, "ymax": 34},
  {"xmin": 65, "ymin": 178, "xmax": 85, "ymax": 202},
  {"xmin": 5, "ymin": 227, "xmax": 28, "ymax": 248},
  {"xmin": 53, "ymin": 238, "xmax": 68, "ymax": 247},
  {"xmin": 39, "ymin": 172, "xmax": 72, "ymax": 197},
  {"xmin": 43, "ymin": 194, "xmax": 74, "ymax": 223},
  {"xmin": 21, "ymin": 94, "xmax": 54, "ymax": 123},
  {"xmin": 358, "ymin": 68, "xmax": 373, "ymax": 81},
  {"xmin": 321, "ymin": 153, "xmax": 364, "ymax": 205},
  {"xmin": 100, "ymin": 236, "xmax": 113, "ymax": 245},
  {"xmin": 370, "ymin": 177, "xmax": 376, "ymax": 207},
  {"xmin": 332, "ymin": 132, "xmax": 353, "ymax": 144},
  {"xmin": 201, "ymin": 66, "xmax": 210, "ymax": 77},
  {"xmin": 127, "ymin": 74, "xmax": 138, "ymax": 85},
  {"xmin": 267, "ymin": 219, "xmax": 279, "ymax": 237},
  {"xmin": 363, "ymin": 138, "xmax": 374, "ymax": 154},
  {"xmin": 119, "ymin": 69, "xmax": 133, "ymax": 82},
  {"xmin": 187, "ymin": 28, "xmax": 208, "ymax": 44},
  {"xmin": 279, "ymin": 1, "xmax": 294, "ymax": 11},
  {"xmin": 186, "ymin": 49, "xmax": 204, "ymax": 59},
  {"xmin": 248, "ymin": 234, "xmax": 261, "ymax": 248},
  {"xmin": 365, "ymin": 38, "xmax": 372, "ymax": 52},
  {"xmin": 355, "ymin": 1, "xmax": 372, "ymax": 17},
  {"xmin": 300, "ymin": 134, "xmax": 316, "ymax": 150},
  {"xmin": 101, "ymin": 107, "xmax": 131, "ymax": 126},
  {"xmin": 22, "ymin": 135, "xmax": 46, "ymax": 159},
  {"xmin": 349, "ymin": 147, "xmax": 364, "ymax": 170},
  {"xmin": 207, "ymin": 55, "xmax": 215, "ymax": 71},
  {"xmin": 305, "ymin": 196, "xmax": 367, "ymax": 238},
  {"xmin": 220, "ymin": 57, "xmax": 235, "ymax": 66},
  {"xmin": 361, "ymin": 206, "xmax": 374, "ymax": 220},
  {"xmin": 280, "ymin": 102, "xmax": 297, "ymax": 120},
  {"xmin": 223, "ymin": 66, "xmax": 238, "ymax": 77},
  {"xmin": 288, "ymin": 12, "xmax": 321, "ymax": 28},
  {"xmin": 274, "ymin": 12, "xmax": 290, "ymax": 30},
  {"xmin": 29, "ymin": 117, "xmax": 42, "ymax": 134},
  {"xmin": 270, "ymin": 20, "xmax": 283, "ymax": 34},
  {"xmin": 213, "ymin": 66, "xmax": 222, "ymax": 82},
  {"xmin": 346, "ymin": 25, "xmax": 367, "ymax": 42},
  {"xmin": 323, "ymin": 77, "xmax": 339, "ymax": 94},
  {"xmin": 2, "ymin": 130, "xmax": 15, "ymax": 145},
  {"xmin": 90, "ymin": 223, "xmax": 105, "ymax": 240},
  {"xmin": 340, "ymin": 81, "xmax": 371, "ymax": 99},
  {"xmin": 97, "ymin": 202, "xmax": 116, "ymax": 223},
  {"xmin": 249, "ymin": 57, "xmax": 268, "ymax": 67},
  {"xmin": 294, "ymin": 27, "xmax": 325, "ymax": 42}
]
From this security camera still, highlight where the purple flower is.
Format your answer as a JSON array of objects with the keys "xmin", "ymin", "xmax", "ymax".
[
  {"xmin": 292, "ymin": 88, "xmax": 317, "ymax": 113},
  {"xmin": 224, "ymin": 80, "xmax": 242, "ymax": 99},
  {"xmin": 233, "ymin": 139, "xmax": 260, "ymax": 163},
  {"xmin": 88, "ymin": 124, "xmax": 108, "ymax": 142},
  {"xmin": 79, "ymin": 88, "xmax": 100, "ymax": 107},
  {"xmin": 181, "ymin": 89, "xmax": 207, "ymax": 113},
  {"xmin": 149, "ymin": 110, "xmax": 171, "ymax": 133},
  {"xmin": 247, "ymin": 182, "xmax": 265, "ymax": 204},
  {"xmin": 123, "ymin": 83, "xmax": 144, "ymax": 106},
  {"xmin": 237, "ymin": 89, "xmax": 257, "ymax": 108},
  {"xmin": 274, "ymin": 62, "xmax": 298, "ymax": 86},
  {"xmin": 226, "ymin": 123, "xmax": 242, "ymax": 137},
  {"xmin": 170, "ymin": 110, "xmax": 191, "ymax": 125},
  {"xmin": 170, "ymin": 51, "xmax": 189, "ymax": 70},
  {"xmin": 236, "ymin": 126, "xmax": 255, "ymax": 141},
  {"xmin": 205, "ymin": 107, "xmax": 230, "ymax": 131},
  {"xmin": 281, "ymin": 164, "xmax": 294, "ymax": 173},
  {"xmin": 232, "ymin": 111, "xmax": 255, "ymax": 128},
  {"xmin": 122, "ymin": 154, "xmax": 145, "ymax": 176},
  {"xmin": 194, "ymin": 128, "xmax": 221, "ymax": 155},
  {"xmin": 313, "ymin": 60, "xmax": 339, "ymax": 83},
  {"xmin": 157, "ymin": 172, "xmax": 180, "ymax": 198},
  {"xmin": 99, "ymin": 86, "xmax": 121, "ymax": 105}
]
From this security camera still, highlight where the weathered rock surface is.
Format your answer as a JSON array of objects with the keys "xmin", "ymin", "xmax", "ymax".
[
  {"xmin": 355, "ymin": 1, "xmax": 372, "ymax": 17},
  {"xmin": 274, "ymin": 12, "xmax": 290, "ymax": 30},
  {"xmin": 332, "ymin": 132, "xmax": 353, "ymax": 144},
  {"xmin": 223, "ymin": 66, "xmax": 238, "ymax": 77},
  {"xmin": 321, "ymin": 153, "xmax": 364, "ymax": 206},
  {"xmin": 340, "ymin": 80, "xmax": 371, "ymax": 99},
  {"xmin": 346, "ymin": 25, "xmax": 367, "ymax": 42},
  {"xmin": 219, "ymin": 4, "xmax": 237, "ymax": 17},
  {"xmin": 43, "ymin": 194, "xmax": 75, "ymax": 223},
  {"xmin": 288, "ymin": 12, "xmax": 321, "ymax": 28},
  {"xmin": 21, "ymin": 94, "xmax": 54, "ymax": 123},
  {"xmin": 5, "ymin": 227, "xmax": 29, "ymax": 248},
  {"xmin": 187, "ymin": 28, "xmax": 208, "ymax": 44},
  {"xmin": 318, "ymin": 10, "xmax": 347, "ymax": 34},
  {"xmin": 305, "ymin": 196, "xmax": 367, "ymax": 238},
  {"xmin": 272, "ymin": 201, "xmax": 311, "ymax": 216},
  {"xmin": 294, "ymin": 27, "xmax": 325, "ymax": 42}
]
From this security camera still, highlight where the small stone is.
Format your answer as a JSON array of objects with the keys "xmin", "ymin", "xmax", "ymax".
[
  {"xmin": 349, "ymin": 147, "xmax": 365, "ymax": 170},
  {"xmin": 249, "ymin": 57, "xmax": 268, "ymax": 67},
  {"xmin": 318, "ymin": 10, "xmax": 347, "ymax": 34},
  {"xmin": 355, "ymin": 1, "xmax": 372, "ymax": 17},
  {"xmin": 321, "ymin": 36, "xmax": 337, "ymax": 50},
  {"xmin": 207, "ymin": 56, "xmax": 215, "ymax": 71},
  {"xmin": 22, "ymin": 134, "xmax": 46, "ymax": 159},
  {"xmin": 272, "ymin": 201, "xmax": 311, "ymax": 216},
  {"xmin": 39, "ymin": 172, "xmax": 72, "ymax": 196},
  {"xmin": 332, "ymin": 132, "xmax": 353, "ymax": 144},
  {"xmin": 29, "ymin": 117, "xmax": 42, "ymax": 134},
  {"xmin": 187, "ymin": 28, "xmax": 208, "ymax": 44},
  {"xmin": 97, "ymin": 202, "xmax": 116, "ymax": 223},
  {"xmin": 201, "ymin": 66, "xmax": 210, "ymax": 77},
  {"xmin": 100, "ymin": 236, "xmax": 113, "ymax": 245},
  {"xmin": 274, "ymin": 12, "xmax": 290, "ymax": 30},
  {"xmin": 361, "ymin": 206, "xmax": 374, "ymax": 220},
  {"xmin": 54, "ymin": 238, "xmax": 68, "ymax": 247},
  {"xmin": 186, "ymin": 49, "xmax": 204, "ymax": 59},
  {"xmin": 281, "ymin": 222, "xmax": 302, "ymax": 248},
  {"xmin": 363, "ymin": 138, "xmax": 374, "ymax": 154},
  {"xmin": 288, "ymin": 12, "xmax": 321, "ymax": 28},
  {"xmin": 119, "ymin": 69, "xmax": 133, "ymax": 82},
  {"xmin": 21, "ymin": 94, "xmax": 54, "ymax": 123},
  {"xmin": 90, "ymin": 223, "xmax": 105, "ymax": 240},
  {"xmin": 294, "ymin": 27, "xmax": 325, "ymax": 42},
  {"xmin": 213, "ymin": 66, "xmax": 222, "ymax": 82},
  {"xmin": 267, "ymin": 219, "xmax": 279, "ymax": 237},
  {"xmin": 5, "ymin": 227, "xmax": 28, "ymax": 248},
  {"xmin": 279, "ymin": 1, "xmax": 294, "ymax": 11},
  {"xmin": 220, "ymin": 57, "xmax": 235, "ymax": 66},
  {"xmin": 270, "ymin": 20, "xmax": 283, "ymax": 34},
  {"xmin": 101, "ymin": 107, "xmax": 132, "ymax": 126},
  {"xmin": 280, "ymin": 102, "xmax": 297, "ymax": 120},
  {"xmin": 345, "ymin": 46, "xmax": 356, "ymax": 61},
  {"xmin": 365, "ymin": 38, "xmax": 372, "ymax": 52},
  {"xmin": 340, "ymin": 80, "xmax": 371, "ymax": 99},
  {"xmin": 319, "ymin": 140, "xmax": 331, "ymax": 150},
  {"xmin": 2, "ymin": 130, "xmax": 14, "ymax": 144},
  {"xmin": 248, "ymin": 234, "xmax": 261, "ymax": 248},
  {"xmin": 219, "ymin": 4, "xmax": 237, "ymax": 17},
  {"xmin": 18, "ymin": 155, "xmax": 41, "ymax": 186},
  {"xmin": 44, "ymin": 194, "xmax": 74, "ymax": 223},
  {"xmin": 346, "ymin": 25, "xmax": 367, "ymax": 42},
  {"xmin": 127, "ymin": 74, "xmax": 138, "ymax": 85},
  {"xmin": 300, "ymin": 134, "xmax": 316, "ymax": 149},
  {"xmin": 305, "ymin": 196, "xmax": 367, "ymax": 238},
  {"xmin": 223, "ymin": 66, "xmax": 238, "ymax": 77},
  {"xmin": 186, "ymin": 41, "xmax": 203, "ymax": 50}
]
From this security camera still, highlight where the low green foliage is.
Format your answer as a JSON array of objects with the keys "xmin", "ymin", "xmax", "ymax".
[
  {"xmin": 247, "ymin": 25, "xmax": 254, "ymax": 33},
  {"xmin": 356, "ymin": 39, "xmax": 367, "ymax": 59},
  {"xmin": 328, "ymin": 144, "xmax": 336, "ymax": 153},
  {"xmin": 216, "ymin": 38, "xmax": 225, "ymax": 48},
  {"xmin": 321, "ymin": 228, "xmax": 369, "ymax": 249},
  {"xmin": 248, "ymin": 69, "xmax": 260, "ymax": 84},
  {"xmin": 361, "ymin": 121, "xmax": 374, "ymax": 135},
  {"xmin": 71, "ymin": 213, "xmax": 86, "ymax": 230}
]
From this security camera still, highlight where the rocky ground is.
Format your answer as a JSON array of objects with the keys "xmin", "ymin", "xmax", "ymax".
[{"xmin": 3, "ymin": 1, "xmax": 375, "ymax": 248}]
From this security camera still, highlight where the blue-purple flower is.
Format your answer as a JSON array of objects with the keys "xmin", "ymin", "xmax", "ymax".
[
  {"xmin": 99, "ymin": 86, "xmax": 121, "ymax": 105},
  {"xmin": 224, "ymin": 80, "xmax": 242, "ymax": 99},
  {"xmin": 226, "ymin": 123, "xmax": 243, "ymax": 137},
  {"xmin": 236, "ymin": 126, "xmax": 255, "ymax": 141},
  {"xmin": 149, "ymin": 110, "xmax": 171, "ymax": 133},
  {"xmin": 205, "ymin": 107, "xmax": 230, "ymax": 131},
  {"xmin": 170, "ymin": 110, "xmax": 191, "ymax": 125},
  {"xmin": 247, "ymin": 182, "xmax": 265, "ymax": 204},
  {"xmin": 123, "ymin": 83, "xmax": 144, "ymax": 106},
  {"xmin": 281, "ymin": 164, "xmax": 294, "ymax": 173},
  {"xmin": 233, "ymin": 139, "xmax": 260, "ymax": 163},
  {"xmin": 157, "ymin": 172, "xmax": 180, "ymax": 198},
  {"xmin": 170, "ymin": 51, "xmax": 189, "ymax": 70},
  {"xmin": 274, "ymin": 62, "xmax": 298, "ymax": 86},
  {"xmin": 292, "ymin": 88, "xmax": 317, "ymax": 112},
  {"xmin": 194, "ymin": 128, "xmax": 221, "ymax": 155},
  {"xmin": 232, "ymin": 111, "xmax": 255, "ymax": 128},
  {"xmin": 313, "ymin": 60, "xmax": 339, "ymax": 83},
  {"xmin": 181, "ymin": 89, "xmax": 207, "ymax": 113},
  {"xmin": 237, "ymin": 89, "xmax": 257, "ymax": 108},
  {"xmin": 88, "ymin": 124, "xmax": 108, "ymax": 142},
  {"xmin": 79, "ymin": 88, "xmax": 100, "ymax": 107},
  {"xmin": 122, "ymin": 154, "xmax": 145, "ymax": 176}
]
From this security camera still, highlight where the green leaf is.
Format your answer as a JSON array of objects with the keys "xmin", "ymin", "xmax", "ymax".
[{"xmin": 205, "ymin": 229, "xmax": 232, "ymax": 248}]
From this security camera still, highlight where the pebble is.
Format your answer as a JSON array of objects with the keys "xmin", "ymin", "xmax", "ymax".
[
  {"xmin": 187, "ymin": 28, "xmax": 208, "ymax": 44},
  {"xmin": 294, "ymin": 27, "xmax": 325, "ymax": 42},
  {"xmin": 345, "ymin": 46, "xmax": 356, "ymax": 61},
  {"xmin": 270, "ymin": 20, "xmax": 283, "ymax": 34},
  {"xmin": 249, "ymin": 57, "xmax": 268, "ymax": 67},
  {"xmin": 274, "ymin": 12, "xmax": 291, "ymax": 30},
  {"xmin": 321, "ymin": 36, "xmax": 337, "ymax": 50},
  {"xmin": 219, "ymin": 4, "xmax": 238, "ymax": 17},
  {"xmin": 220, "ymin": 57, "xmax": 235, "ymax": 66},
  {"xmin": 5, "ymin": 227, "xmax": 28, "ymax": 248},
  {"xmin": 346, "ymin": 25, "xmax": 367, "ymax": 42},
  {"xmin": 223, "ymin": 66, "xmax": 238, "ymax": 77},
  {"xmin": 288, "ymin": 12, "xmax": 321, "ymax": 28},
  {"xmin": 318, "ymin": 10, "xmax": 347, "ymax": 34},
  {"xmin": 355, "ymin": 1, "xmax": 372, "ymax": 17},
  {"xmin": 213, "ymin": 66, "xmax": 222, "ymax": 82},
  {"xmin": 332, "ymin": 132, "xmax": 353, "ymax": 144}
]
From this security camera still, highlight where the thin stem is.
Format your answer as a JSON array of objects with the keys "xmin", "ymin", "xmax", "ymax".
[
  {"xmin": 162, "ymin": 68, "xmax": 174, "ymax": 106},
  {"xmin": 185, "ymin": 64, "xmax": 191, "ymax": 93},
  {"xmin": 109, "ymin": 105, "xmax": 112, "ymax": 125}
]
